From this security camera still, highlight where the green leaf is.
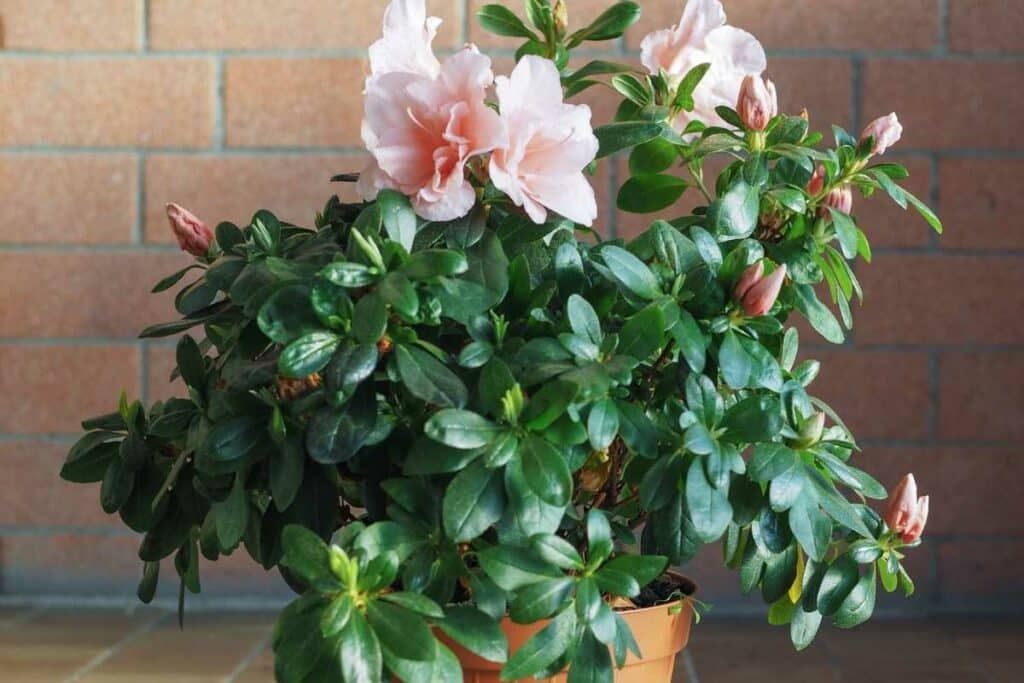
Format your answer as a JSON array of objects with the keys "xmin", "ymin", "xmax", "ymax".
[
  {"xmin": 685, "ymin": 458, "xmax": 732, "ymax": 542},
  {"xmin": 402, "ymin": 249, "xmax": 469, "ymax": 280},
  {"xmin": 567, "ymin": 294, "xmax": 602, "ymax": 345},
  {"xmin": 279, "ymin": 332, "xmax": 340, "ymax": 379},
  {"xmin": 617, "ymin": 174, "xmax": 687, "ymax": 213},
  {"xmin": 478, "ymin": 546, "xmax": 559, "ymax": 591},
  {"xmin": 611, "ymin": 74, "xmax": 652, "ymax": 106},
  {"xmin": 258, "ymin": 284, "xmax": 320, "ymax": 344},
  {"xmin": 629, "ymin": 138, "xmax": 678, "ymax": 175},
  {"xmin": 586, "ymin": 509, "xmax": 614, "ymax": 567},
  {"xmin": 618, "ymin": 304, "xmax": 666, "ymax": 360},
  {"xmin": 366, "ymin": 601, "xmax": 435, "ymax": 662},
  {"xmin": 532, "ymin": 534, "xmax": 585, "ymax": 571},
  {"xmin": 213, "ymin": 474, "xmax": 249, "ymax": 550},
  {"xmin": 306, "ymin": 387, "xmax": 377, "ymax": 464},
  {"xmin": 325, "ymin": 343, "xmax": 379, "ymax": 399},
  {"xmin": 834, "ymin": 566, "xmax": 877, "ymax": 629},
  {"xmin": 708, "ymin": 180, "xmax": 759, "ymax": 239},
  {"xmin": 352, "ymin": 292, "xmax": 388, "ymax": 344},
  {"xmin": 280, "ymin": 525, "xmax": 330, "ymax": 586},
  {"xmin": 817, "ymin": 555, "xmax": 860, "ymax": 617},
  {"xmin": 721, "ymin": 395, "xmax": 783, "ymax": 443},
  {"xmin": 673, "ymin": 63, "xmax": 712, "ymax": 111},
  {"xmin": 426, "ymin": 410, "xmax": 500, "ymax": 449},
  {"xmin": 510, "ymin": 577, "xmax": 575, "ymax": 623},
  {"xmin": 500, "ymin": 607, "xmax": 577, "ymax": 680},
  {"xmin": 594, "ymin": 122, "xmax": 663, "ymax": 159},
  {"xmin": 601, "ymin": 245, "xmax": 661, "ymax": 300},
  {"xmin": 250, "ymin": 210, "xmax": 281, "ymax": 253},
  {"xmin": 601, "ymin": 555, "xmax": 669, "ymax": 589},
  {"xmin": 719, "ymin": 330, "xmax": 752, "ymax": 389},
  {"xmin": 378, "ymin": 189, "xmax": 418, "ymax": 251},
  {"xmin": 791, "ymin": 284, "xmax": 844, "ymax": 344},
  {"xmin": 789, "ymin": 497, "xmax": 832, "ymax": 562},
  {"xmin": 477, "ymin": 4, "xmax": 538, "ymax": 38},
  {"xmin": 61, "ymin": 432, "xmax": 120, "ymax": 483},
  {"xmin": 587, "ymin": 399, "xmax": 619, "ymax": 451},
  {"xmin": 176, "ymin": 335, "xmax": 205, "ymax": 391},
  {"xmin": 829, "ymin": 208, "xmax": 860, "ymax": 260},
  {"xmin": 395, "ymin": 344, "xmax": 468, "ymax": 409},
  {"xmin": 340, "ymin": 609, "xmax": 383, "ymax": 683},
  {"xmin": 270, "ymin": 436, "xmax": 304, "ymax": 511},
  {"xmin": 137, "ymin": 561, "xmax": 160, "ymax": 604},
  {"xmin": 521, "ymin": 436, "xmax": 573, "ymax": 507},
  {"xmin": 443, "ymin": 462, "xmax": 505, "ymax": 543},
  {"xmin": 321, "ymin": 261, "xmax": 379, "ymax": 288},
  {"xmin": 904, "ymin": 188, "xmax": 943, "ymax": 233},
  {"xmin": 569, "ymin": 1, "xmax": 641, "ymax": 43},
  {"xmin": 206, "ymin": 416, "xmax": 265, "ymax": 464},
  {"xmin": 438, "ymin": 606, "xmax": 508, "ymax": 663},
  {"xmin": 567, "ymin": 630, "xmax": 613, "ymax": 683},
  {"xmin": 790, "ymin": 607, "xmax": 822, "ymax": 651},
  {"xmin": 748, "ymin": 444, "xmax": 797, "ymax": 482},
  {"xmin": 378, "ymin": 272, "xmax": 418, "ymax": 318}
]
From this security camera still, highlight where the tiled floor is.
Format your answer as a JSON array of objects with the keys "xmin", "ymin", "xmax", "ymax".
[{"xmin": 0, "ymin": 605, "xmax": 1020, "ymax": 682}]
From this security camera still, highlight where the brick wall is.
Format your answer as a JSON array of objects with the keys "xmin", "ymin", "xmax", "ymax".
[{"xmin": 1, "ymin": 1, "xmax": 1021, "ymax": 611}]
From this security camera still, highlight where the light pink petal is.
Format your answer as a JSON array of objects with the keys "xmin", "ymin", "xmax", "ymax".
[
  {"xmin": 704, "ymin": 25, "xmax": 767, "ymax": 74},
  {"xmin": 414, "ymin": 179, "xmax": 476, "ymax": 222},
  {"xmin": 524, "ymin": 171, "xmax": 598, "ymax": 227},
  {"xmin": 368, "ymin": 0, "xmax": 441, "ymax": 80},
  {"xmin": 438, "ymin": 47, "xmax": 495, "ymax": 101}
]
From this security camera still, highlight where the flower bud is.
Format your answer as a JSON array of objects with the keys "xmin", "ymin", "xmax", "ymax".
[
  {"xmin": 797, "ymin": 411, "xmax": 826, "ymax": 447},
  {"xmin": 736, "ymin": 263, "xmax": 787, "ymax": 317},
  {"xmin": 902, "ymin": 495, "xmax": 929, "ymax": 544},
  {"xmin": 733, "ymin": 261, "xmax": 764, "ymax": 301},
  {"xmin": 553, "ymin": 0, "xmax": 569, "ymax": 36},
  {"xmin": 822, "ymin": 184, "xmax": 854, "ymax": 215},
  {"xmin": 737, "ymin": 75, "xmax": 778, "ymax": 132},
  {"xmin": 884, "ymin": 473, "xmax": 930, "ymax": 543},
  {"xmin": 860, "ymin": 112, "xmax": 903, "ymax": 156},
  {"xmin": 166, "ymin": 203, "xmax": 213, "ymax": 257},
  {"xmin": 806, "ymin": 164, "xmax": 826, "ymax": 196}
]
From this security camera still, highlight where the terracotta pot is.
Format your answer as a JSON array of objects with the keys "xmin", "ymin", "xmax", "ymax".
[{"xmin": 443, "ymin": 574, "xmax": 697, "ymax": 683}]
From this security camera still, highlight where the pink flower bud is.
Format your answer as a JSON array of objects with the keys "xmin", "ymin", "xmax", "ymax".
[
  {"xmin": 806, "ymin": 164, "xmax": 826, "ymax": 196},
  {"xmin": 822, "ymin": 185, "xmax": 854, "ymax": 215},
  {"xmin": 860, "ymin": 112, "xmax": 903, "ymax": 156},
  {"xmin": 733, "ymin": 261, "xmax": 765, "ymax": 301},
  {"xmin": 902, "ymin": 495, "xmax": 929, "ymax": 544},
  {"xmin": 166, "ymin": 203, "xmax": 213, "ymax": 257},
  {"xmin": 737, "ymin": 75, "xmax": 778, "ymax": 132},
  {"xmin": 738, "ymin": 264, "xmax": 787, "ymax": 317},
  {"xmin": 885, "ymin": 473, "xmax": 925, "ymax": 539}
]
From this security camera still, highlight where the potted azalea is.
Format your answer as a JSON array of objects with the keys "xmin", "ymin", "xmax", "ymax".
[{"xmin": 60, "ymin": 1, "xmax": 938, "ymax": 681}]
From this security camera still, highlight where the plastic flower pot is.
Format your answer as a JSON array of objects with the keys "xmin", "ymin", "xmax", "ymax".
[{"xmin": 442, "ymin": 574, "xmax": 697, "ymax": 682}]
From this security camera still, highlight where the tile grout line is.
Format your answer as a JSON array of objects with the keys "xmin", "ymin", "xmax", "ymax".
[
  {"xmin": 224, "ymin": 629, "xmax": 273, "ymax": 683},
  {"xmin": 63, "ymin": 610, "xmax": 169, "ymax": 683}
]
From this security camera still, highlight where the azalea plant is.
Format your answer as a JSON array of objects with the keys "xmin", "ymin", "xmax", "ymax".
[{"xmin": 61, "ymin": 1, "xmax": 939, "ymax": 681}]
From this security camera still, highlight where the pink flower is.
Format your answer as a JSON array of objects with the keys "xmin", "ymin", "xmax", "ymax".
[
  {"xmin": 489, "ymin": 56, "xmax": 599, "ymax": 227},
  {"xmin": 735, "ymin": 262, "xmax": 786, "ymax": 317},
  {"xmin": 885, "ymin": 474, "xmax": 930, "ymax": 543},
  {"xmin": 640, "ymin": 0, "xmax": 766, "ymax": 129},
  {"xmin": 860, "ymin": 112, "xmax": 903, "ymax": 156},
  {"xmin": 358, "ymin": 46, "xmax": 507, "ymax": 222},
  {"xmin": 366, "ymin": 0, "xmax": 441, "ymax": 83},
  {"xmin": 806, "ymin": 164, "xmax": 826, "ymax": 196},
  {"xmin": 822, "ymin": 185, "xmax": 854, "ymax": 215},
  {"xmin": 166, "ymin": 203, "xmax": 213, "ymax": 257},
  {"xmin": 737, "ymin": 74, "xmax": 777, "ymax": 131}
]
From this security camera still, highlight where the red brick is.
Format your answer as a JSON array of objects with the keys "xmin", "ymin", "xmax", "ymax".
[
  {"xmin": 938, "ymin": 160, "xmax": 1024, "ymax": 250},
  {"xmin": 771, "ymin": 58, "xmax": 854, "ymax": 132},
  {"xmin": 224, "ymin": 58, "xmax": 366, "ymax": 148},
  {"xmin": 0, "ymin": 440, "xmax": 115, "ymax": 528},
  {"xmin": 0, "ymin": 0, "xmax": 140, "ymax": 51},
  {"xmin": 950, "ymin": 0, "xmax": 1024, "ymax": 54},
  {"xmin": 856, "ymin": 255, "xmax": 1024, "ymax": 344},
  {"xmin": 0, "ymin": 59, "xmax": 214, "ymax": 148},
  {"xmin": 939, "ymin": 352, "xmax": 1024, "ymax": 443},
  {"xmin": 144, "ymin": 154, "xmax": 365, "ymax": 243},
  {"xmin": 857, "ymin": 156, "xmax": 933, "ymax": 249},
  {"xmin": 150, "ymin": 0, "xmax": 463, "ymax": 50},
  {"xmin": 0, "ymin": 252, "xmax": 185, "ymax": 338},
  {"xmin": 811, "ymin": 350, "xmax": 932, "ymax": 441},
  {"xmin": 939, "ymin": 540, "xmax": 1024, "ymax": 605},
  {"xmin": 0, "ymin": 346, "xmax": 139, "ymax": 434},
  {"xmin": 862, "ymin": 60, "xmax": 1024, "ymax": 150},
  {"xmin": 0, "ymin": 155, "xmax": 136, "ymax": 244},
  {"xmin": 629, "ymin": 0, "xmax": 939, "ymax": 51},
  {"xmin": 860, "ymin": 447, "xmax": 1024, "ymax": 535}
]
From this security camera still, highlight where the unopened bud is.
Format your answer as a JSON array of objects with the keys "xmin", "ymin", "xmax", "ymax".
[
  {"xmin": 860, "ymin": 112, "xmax": 903, "ymax": 156},
  {"xmin": 797, "ymin": 411, "xmax": 826, "ymax": 447},
  {"xmin": 806, "ymin": 164, "xmax": 826, "ymax": 196},
  {"xmin": 822, "ymin": 185, "xmax": 854, "ymax": 215},
  {"xmin": 166, "ymin": 203, "xmax": 213, "ymax": 257},
  {"xmin": 737, "ymin": 75, "xmax": 778, "ymax": 132}
]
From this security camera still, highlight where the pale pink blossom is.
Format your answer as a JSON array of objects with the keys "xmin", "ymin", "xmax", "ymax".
[
  {"xmin": 640, "ymin": 0, "xmax": 766, "ymax": 129},
  {"xmin": 366, "ymin": 0, "xmax": 441, "ymax": 83},
  {"xmin": 489, "ymin": 56, "xmax": 599, "ymax": 226},
  {"xmin": 822, "ymin": 185, "xmax": 854, "ymax": 215},
  {"xmin": 358, "ymin": 47, "xmax": 507, "ymax": 222},
  {"xmin": 860, "ymin": 112, "xmax": 903, "ymax": 156},
  {"xmin": 735, "ymin": 262, "xmax": 786, "ymax": 317},
  {"xmin": 737, "ymin": 74, "xmax": 777, "ymax": 131},
  {"xmin": 165, "ymin": 203, "xmax": 213, "ymax": 257},
  {"xmin": 885, "ymin": 474, "xmax": 929, "ymax": 543}
]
